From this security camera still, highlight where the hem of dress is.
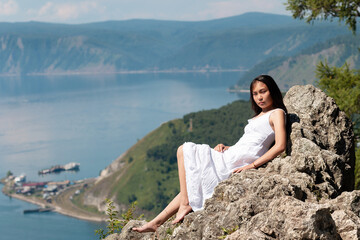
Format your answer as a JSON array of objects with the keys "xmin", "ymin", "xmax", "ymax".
[{"xmin": 182, "ymin": 142, "xmax": 202, "ymax": 212}]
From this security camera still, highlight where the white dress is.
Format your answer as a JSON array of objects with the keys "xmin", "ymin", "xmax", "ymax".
[{"xmin": 183, "ymin": 108, "xmax": 284, "ymax": 211}]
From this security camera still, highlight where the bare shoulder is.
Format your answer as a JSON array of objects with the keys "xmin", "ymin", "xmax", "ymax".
[{"xmin": 269, "ymin": 109, "xmax": 286, "ymax": 125}]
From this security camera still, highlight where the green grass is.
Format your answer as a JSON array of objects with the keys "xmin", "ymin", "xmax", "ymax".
[
  {"xmin": 82, "ymin": 98, "xmax": 360, "ymax": 219},
  {"xmin": 72, "ymin": 189, "xmax": 103, "ymax": 214},
  {"xmin": 355, "ymin": 146, "xmax": 360, "ymax": 189},
  {"xmin": 112, "ymin": 120, "xmax": 185, "ymax": 215},
  {"xmin": 91, "ymin": 100, "xmax": 253, "ymax": 217}
]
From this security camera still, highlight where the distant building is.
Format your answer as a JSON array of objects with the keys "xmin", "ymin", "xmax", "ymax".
[
  {"xmin": 21, "ymin": 186, "xmax": 33, "ymax": 194},
  {"xmin": 43, "ymin": 185, "xmax": 58, "ymax": 193},
  {"xmin": 14, "ymin": 174, "xmax": 26, "ymax": 185},
  {"xmin": 188, "ymin": 118, "xmax": 193, "ymax": 132},
  {"xmin": 48, "ymin": 180, "xmax": 70, "ymax": 187}
]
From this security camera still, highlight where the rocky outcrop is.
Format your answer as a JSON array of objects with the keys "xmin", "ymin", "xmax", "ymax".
[
  {"xmin": 83, "ymin": 153, "xmax": 127, "ymax": 212},
  {"xmin": 111, "ymin": 85, "xmax": 358, "ymax": 239}
]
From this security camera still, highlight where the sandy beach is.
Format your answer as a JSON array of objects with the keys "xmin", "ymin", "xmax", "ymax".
[{"xmin": 1, "ymin": 178, "xmax": 107, "ymax": 223}]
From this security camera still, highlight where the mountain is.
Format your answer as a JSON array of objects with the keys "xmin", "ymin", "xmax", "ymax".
[
  {"xmin": 233, "ymin": 34, "xmax": 360, "ymax": 90},
  {"xmin": 0, "ymin": 12, "xmax": 351, "ymax": 75},
  {"xmin": 159, "ymin": 24, "xmax": 349, "ymax": 70}
]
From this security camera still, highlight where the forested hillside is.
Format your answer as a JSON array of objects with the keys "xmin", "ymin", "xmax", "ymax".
[
  {"xmin": 84, "ymin": 100, "xmax": 252, "ymax": 216},
  {"xmin": 234, "ymin": 34, "xmax": 360, "ymax": 90},
  {"xmin": 0, "ymin": 12, "xmax": 351, "ymax": 75}
]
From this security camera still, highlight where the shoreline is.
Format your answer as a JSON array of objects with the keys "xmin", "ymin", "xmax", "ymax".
[
  {"xmin": 0, "ymin": 68, "xmax": 247, "ymax": 77},
  {"xmin": 1, "ymin": 179, "xmax": 107, "ymax": 223},
  {"xmin": 227, "ymin": 88, "xmax": 250, "ymax": 93}
]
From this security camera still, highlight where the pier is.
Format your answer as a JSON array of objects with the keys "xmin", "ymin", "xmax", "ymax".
[{"xmin": 23, "ymin": 207, "xmax": 54, "ymax": 214}]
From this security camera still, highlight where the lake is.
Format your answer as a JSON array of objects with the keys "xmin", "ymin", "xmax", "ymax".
[{"xmin": 0, "ymin": 72, "xmax": 247, "ymax": 239}]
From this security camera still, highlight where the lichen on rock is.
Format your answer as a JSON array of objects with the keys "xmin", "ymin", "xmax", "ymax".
[{"xmin": 113, "ymin": 85, "xmax": 359, "ymax": 240}]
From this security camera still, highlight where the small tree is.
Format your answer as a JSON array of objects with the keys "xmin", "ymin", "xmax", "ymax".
[
  {"xmin": 95, "ymin": 199, "xmax": 143, "ymax": 239},
  {"xmin": 316, "ymin": 62, "xmax": 360, "ymax": 122},
  {"xmin": 6, "ymin": 171, "xmax": 13, "ymax": 178},
  {"xmin": 286, "ymin": 0, "xmax": 360, "ymax": 189},
  {"xmin": 286, "ymin": 0, "xmax": 360, "ymax": 33}
]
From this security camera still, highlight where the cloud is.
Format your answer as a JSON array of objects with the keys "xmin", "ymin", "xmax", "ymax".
[
  {"xmin": 38, "ymin": 2, "xmax": 53, "ymax": 16},
  {"xmin": 28, "ymin": 1, "xmax": 103, "ymax": 22},
  {"xmin": 0, "ymin": 0, "xmax": 18, "ymax": 15}
]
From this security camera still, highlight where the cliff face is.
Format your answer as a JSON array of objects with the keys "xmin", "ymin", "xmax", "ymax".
[{"xmin": 112, "ymin": 85, "xmax": 359, "ymax": 239}]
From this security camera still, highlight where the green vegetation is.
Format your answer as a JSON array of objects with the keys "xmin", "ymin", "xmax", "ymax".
[
  {"xmin": 71, "ymin": 189, "xmax": 101, "ymax": 215},
  {"xmin": 6, "ymin": 171, "xmax": 13, "ymax": 178},
  {"xmin": 286, "ymin": 0, "xmax": 360, "ymax": 189},
  {"xmin": 218, "ymin": 225, "xmax": 239, "ymax": 239},
  {"xmin": 165, "ymin": 221, "xmax": 178, "ymax": 236},
  {"xmin": 95, "ymin": 199, "xmax": 143, "ymax": 239},
  {"xmin": 355, "ymin": 148, "xmax": 360, "ymax": 188},
  {"xmin": 316, "ymin": 62, "xmax": 360, "ymax": 121},
  {"xmin": 286, "ymin": 0, "xmax": 360, "ymax": 33},
  {"xmin": 86, "ymin": 100, "xmax": 252, "ymax": 217},
  {"xmin": 127, "ymin": 100, "xmax": 252, "ymax": 214},
  {"xmin": 316, "ymin": 62, "xmax": 360, "ymax": 188},
  {"xmin": 84, "ymin": 3, "xmax": 360, "ymax": 218}
]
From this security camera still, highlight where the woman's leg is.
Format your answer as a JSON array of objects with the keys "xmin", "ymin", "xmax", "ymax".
[
  {"xmin": 171, "ymin": 145, "xmax": 192, "ymax": 224},
  {"xmin": 133, "ymin": 145, "xmax": 192, "ymax": 232},
  {"xmin": 132, "ymin": 193, "xmax": 181, "ymax": 232}
]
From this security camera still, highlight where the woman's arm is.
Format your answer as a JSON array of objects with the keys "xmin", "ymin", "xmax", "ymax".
[{"xmin": 233, "ymin": 109, "xmax": 286, "ymax": 173}]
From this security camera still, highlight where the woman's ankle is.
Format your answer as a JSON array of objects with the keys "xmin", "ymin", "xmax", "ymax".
[
  {"xmin": 180, "ymin": 200, "xmax": 190, "ymax": 207},
  {"xmin": 179, "ymin": 196, "xmax": 189, "ymax": 206}
]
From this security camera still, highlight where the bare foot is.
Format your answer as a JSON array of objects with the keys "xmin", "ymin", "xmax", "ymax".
[
  {"xmin": 132, "ymin": 221, "xmax": 159, "ymax": 233},
  {"xmin": 171, "ymin": 204, "xmax": 192, "ymax": 224}
]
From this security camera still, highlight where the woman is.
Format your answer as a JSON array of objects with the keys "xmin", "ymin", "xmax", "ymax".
[{"xmin": 133, "ymin": 75, "xmax": 287, "ymax": 233}]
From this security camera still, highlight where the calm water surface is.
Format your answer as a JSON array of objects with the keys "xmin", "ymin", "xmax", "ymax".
[{"xmin": 0, "ymin": 72, "xmax": 247, "ymax": 239}]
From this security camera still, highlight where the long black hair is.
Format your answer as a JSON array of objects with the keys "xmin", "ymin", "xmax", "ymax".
[{"xmin": 250, "ymin": 75, "xmax": 287, "ymax": 116}]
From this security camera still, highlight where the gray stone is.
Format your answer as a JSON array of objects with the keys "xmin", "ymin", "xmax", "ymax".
[
  {"xmin": 104, "ymin": 233, "xmax": 120, "ymax": 240},
  {"xmin": 118, "ymin": 220, "xmax": 154, "ymax": 240},
  {"xmin": 227, "ymin": 196, "xmax": 341, "ymax": 240},
  {"xmin": 284, "ymin": 85, "xmax": 355, "ymax": 191},
  {"xmin": 119, "ymin": 85, "xmax": 357, "ymax": 239}
]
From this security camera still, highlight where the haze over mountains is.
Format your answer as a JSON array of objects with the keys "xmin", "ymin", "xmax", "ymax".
[
  {"xmin": 0, "ymin": 12, "xmax": 354, "ymax": 78},
  {"xmin": 235, "ymin": 34, "xmax": 360, "ymax": 89}
]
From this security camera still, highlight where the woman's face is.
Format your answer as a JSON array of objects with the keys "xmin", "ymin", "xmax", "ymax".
[{"xmin": 252, "ymin": 81, "xmax": 274, "ymax": 111}]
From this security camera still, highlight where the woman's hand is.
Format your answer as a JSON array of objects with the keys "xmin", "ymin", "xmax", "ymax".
[
  {"xmin": 232, "ymin": 164, "xmax": 254, "ymax": 173},
  {"xmin": 214, "ymin": 143, "xmax": 228, "ymax": 152}
]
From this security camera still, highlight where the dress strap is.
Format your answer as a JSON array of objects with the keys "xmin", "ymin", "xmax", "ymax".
[
  {"xmin": 268, "ymin": 108, "xmax": 286, "ymax": 123},
  {"xmin": 269, "ymin": 108, "xmax": 286, "ymax": 116}
]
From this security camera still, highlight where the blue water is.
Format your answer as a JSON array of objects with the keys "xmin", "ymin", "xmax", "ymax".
[
  {"xmin": 0, "ymin": 192, "xmax": 104, "ymax": 240},
  {"xmin": 0, "ymin": 72, "xmax": 246, "ymax": 239}
]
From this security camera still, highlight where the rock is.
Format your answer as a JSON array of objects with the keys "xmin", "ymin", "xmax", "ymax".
[
  {"xmin": 284, "ymin": 85, "xmax": 355, "ymax": 191},
  {"xmin": 104, "ymin": 233, "xmax": 120, "ymax": 240},
  {"xmin": 119, "ymin": 85, "xmax": 358, "ymax": 239},
  {"xmin": 103, "ymin": 220, "xmax": 155, "ymax": 240},
  {"xmin": 98, "ymin": 152, "xmax": 127, "ymax": 180},
  {"xmin": 327, "ymin": 191, "xmax": 360, "ymax": 240},
  {"xmin": 226, "ymin": 196, "xmax": 341, "ymax": 240}
]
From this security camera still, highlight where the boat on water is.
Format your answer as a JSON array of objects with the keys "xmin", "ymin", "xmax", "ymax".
[
  {"xmin": 38, "ymin": 162, "xmax": 80, "ymax": 175},
  {"xmin": 63, "ymin": 162, "xmax": 80, "ymax": 171}
]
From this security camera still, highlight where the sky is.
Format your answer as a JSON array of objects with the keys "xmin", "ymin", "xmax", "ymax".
[{"xmin": 0, "ymin": 0, "xmax": 290, "ymax": 24}]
